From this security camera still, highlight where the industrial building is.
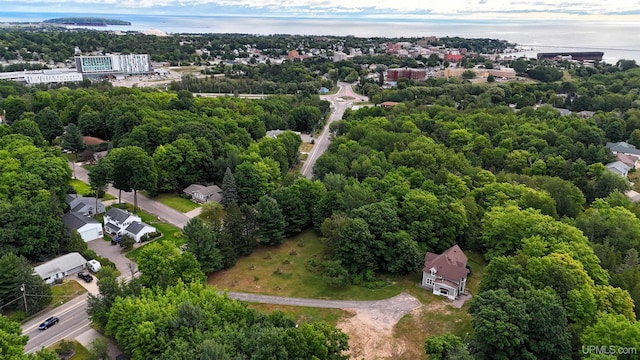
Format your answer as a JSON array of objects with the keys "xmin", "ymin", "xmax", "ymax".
[{"xmin": 75, "ymin": 54, "xmax": 152, "ymax": 75}]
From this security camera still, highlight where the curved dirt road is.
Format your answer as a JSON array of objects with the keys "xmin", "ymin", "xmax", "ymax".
[{"xmin": 227, "ymin": 291, "xmax": 421, "ymax": 327}]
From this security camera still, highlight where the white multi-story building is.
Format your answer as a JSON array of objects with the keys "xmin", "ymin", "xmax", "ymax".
[{"xmin": 75, "ymin": 54, "xmax": 152, "ymax": 75}]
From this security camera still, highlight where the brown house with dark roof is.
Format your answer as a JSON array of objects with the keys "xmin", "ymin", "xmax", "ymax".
[{"xmin": 421, "ymin": 245, "xmax": 469, "ymax": 300}]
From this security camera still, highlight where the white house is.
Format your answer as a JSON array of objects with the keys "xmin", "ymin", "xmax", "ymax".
[
  {"xmin": 421, "ymin": 245, "xmax": 470, "ymax": 300},
  {"xmin": 103, "ymin": 207, "xmax": 141, "ymax": 235},
  {"xmin": 63, "ymin": 211, "xmax": 103, "ymax": 242},
  {"xmin": 124, "ymin": 221, "xmax": 157, "ymax": 243},
  {"xmin": 33, "ymin": 252, "xmax": 87, "ymax": 285}
]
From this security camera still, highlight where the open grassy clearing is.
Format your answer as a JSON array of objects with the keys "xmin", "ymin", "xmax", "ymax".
[
  {"xmin": 152, "ymin": 192, "xmax": 200, "ymax": 213},
  {"xmin": 208, "ymin": 230, "xmax": 407, "ymax": 301},
  {"xmin": 50, "ymin": 280, "xmax": 87, "ymax": 308},
  {"xmin": 50, "ymin": 339, "xmax": 91, "ymax": 360}
]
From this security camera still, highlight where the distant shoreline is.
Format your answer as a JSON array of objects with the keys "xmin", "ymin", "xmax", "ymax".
[{"xmin": 43, "ymin": 17, "xmax": 131, "ymax": 26}]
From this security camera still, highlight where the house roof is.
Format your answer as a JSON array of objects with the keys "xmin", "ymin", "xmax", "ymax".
[
  {"xmin": 63, "ymin": 211, "xmax": 99, "ymax": 230},
  {"xmin": 105, "ymin": 207, "xmax": 133, "ymax": 223},
  {"xmin": 105, "ymin": 222, "xmax": 121, "ymax": 232},
  {"xmin": 606, "ymin": 142, "xmax": 640, "ymax": 156},
  {"xmin": 605, "ymin": 161, "xmax": 631, "ymax": 176},
  {"xmin": 33, "ymin": 252, "xmax": 87, "ymax": 279},
  {"xmin": 125, "ymin": 221, "xmax": 154, "ymax": 235},
  {"xmin": 183, "ymin": 184, "xmax": 222, "ymax": 197},
  {"xmin": 424, "ymin": 245, "xmax": 469, "ymax": 282},
  {"xmin": 617, "ymin": 153, "xmax": 639, "ymax": 168}
]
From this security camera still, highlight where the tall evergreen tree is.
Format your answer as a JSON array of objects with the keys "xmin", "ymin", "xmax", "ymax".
[
  {"xmin": 183, "ymin": 217, "xmax": 223, "ymax": 274},
  {"xmin": 239, "ymin": 203, "xmax": 259, "ymax": 256},
  {"xmin": 221, "ymin": 167, "xmax": 237, "ymax": 208},
  {"xmin": 218, "ymin": 202, "xmax": 240, "ymax": 268},
  {"xmin": 256, "ymin": 196, "xmax": 286, "ymax": 245},
  {"xmin": 62, "ymin": 123, "xmax": 85, "ymax": 159}
]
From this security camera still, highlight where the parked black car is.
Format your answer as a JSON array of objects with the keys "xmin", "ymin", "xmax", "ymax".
[
  {"xmin": 38, "ymin": 317, "xmax": 59, "ymax": 330},
  {"xmin": 77, "ymin": 271, "xmax": 93, "ymax": 283}
]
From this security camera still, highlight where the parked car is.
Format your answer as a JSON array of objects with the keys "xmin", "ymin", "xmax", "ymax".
[
  {"xmin": 111, "ymin": 236, "xmax": 122, "ymax": 245},
  {"xmin": 38, "ymin": 317, "xmax": 59, "ymax": 330},
  {"xmin": 77, "ymin": 271, "xmax": 93, "ymax": 283}
]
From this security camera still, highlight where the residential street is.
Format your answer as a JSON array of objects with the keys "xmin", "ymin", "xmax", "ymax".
[
  {"xmin": 301, "ymin": 82, "xmax": 368, "ymax": 178},
  {"xmin": 71, "ymin": 161, "xmax": 191, "ymax": 229}
]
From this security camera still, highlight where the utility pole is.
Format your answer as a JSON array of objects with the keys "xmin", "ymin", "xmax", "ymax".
[{"xmin": 20, "ymin": 284, "xmax": 27, "ymax": 313}]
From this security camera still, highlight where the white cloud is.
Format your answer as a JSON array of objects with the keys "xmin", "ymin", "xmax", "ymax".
[{"xmin": 5, "ymin": 0, "xmax": 640, "ymax": 15}]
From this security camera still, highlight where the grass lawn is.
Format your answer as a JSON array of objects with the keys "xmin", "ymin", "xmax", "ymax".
[
  {"xmin": 50, "ymin": 280, "xmax": 87, "ymax": 309},
  {"xmin": 50, "ymin": 339, "xmax": 90, "ymax": 360},
  {"xmin": 70, "ymin": 179, "xmax": 92, "ymax": 196},
  {"xmin": 299, "ymin": 143, "xmax": 314, "ymax": 153},
  {"xmin": 208, "ymin": 230, "xmax": 406, "ymax": 301},
  {"xmin": 69, "ymin": 179, "xmax": 116, "ymax": 200},
  {"xmin": 247, "ymin": 303, "xmax": 350, "ymax": 327},
  {"xmin": 628, "ymin": 169, "xmax": 640, "ymax": 192},
  {"xmin": 152, "ymin": 193, "xmax": 200, "ymax": 213}
]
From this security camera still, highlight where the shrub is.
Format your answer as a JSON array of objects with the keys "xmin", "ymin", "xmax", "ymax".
[
  {"xmin": 120, "ymin": 236, "xmax": 135, "ymax": 250},
  {"xmin": 56, "ymin": 339, "xmax": 75, "ymax": 358},
  {"xmin": 320, "ymin": 260, "xmax": 350, "ymax": 288}
]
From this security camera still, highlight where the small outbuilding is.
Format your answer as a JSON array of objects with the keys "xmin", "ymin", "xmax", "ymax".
[
  {"xmin": 63, "ymin": 211, "xmax": 104, "ymax": 242},
  {"xmin": 33, "ymin": 252, "xmax": 87, "ymax": 285}
]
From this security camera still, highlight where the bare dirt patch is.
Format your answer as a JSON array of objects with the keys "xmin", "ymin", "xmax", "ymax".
[{"xmin": 338, "ymin": 309, "xmax": 409, "ymax": 360}]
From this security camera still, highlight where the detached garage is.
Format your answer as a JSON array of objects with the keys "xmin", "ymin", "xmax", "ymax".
[{"xmin": 63, "ymin": 211, "xmax": 103, "ymax": 242}]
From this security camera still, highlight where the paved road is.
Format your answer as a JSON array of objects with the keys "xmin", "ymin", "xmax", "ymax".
[
  {"xmin": 23, "ymin": 295, "xmax": 92, "ymax": 353},
  {"xmin": 72, "ymin": 162, "xmax": 190, "ymax": 229},
  {"xmin": 301, "ymin": 82, "xmax": 368, "ymax": 179}
]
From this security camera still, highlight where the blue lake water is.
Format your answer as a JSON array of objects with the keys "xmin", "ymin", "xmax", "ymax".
[{"xmin": 2, "ymin": 12, "xmax": 640, "ymax": 63}]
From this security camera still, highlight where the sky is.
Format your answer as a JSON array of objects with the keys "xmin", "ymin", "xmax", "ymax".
[{"xmin": 3, "ymin": 0, "xmax": 640, "ymax": 20}]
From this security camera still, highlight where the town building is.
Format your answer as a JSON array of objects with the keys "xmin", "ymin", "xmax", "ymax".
[
  {"xmin": 103, "ymin": 207, "xmax": 156, "ymax": 242},
  {"xmin": 75, "ymin": 54, "xmax": 152, "ymax": 75},
  {"xmin": 386, "ymin": 68, "xmax": 426, "ymax": 81},
  {"xmin": 421, "ymin": 245, "xmax": 470, "ymax": 300}
]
